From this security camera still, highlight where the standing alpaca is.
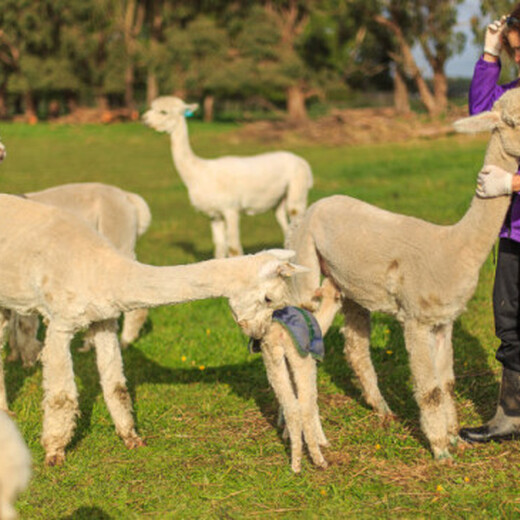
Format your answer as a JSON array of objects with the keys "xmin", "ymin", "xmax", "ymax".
[
  {"xmin": 0, "ymin": 411, "xmax": 31, "ymax": 520},
  {"xmin": 0, "ymin": 193, "xmax": 304, "ymax": 465},
  {"xmin": 280, "ymin": 88, "xmax": 520, "ymax": 460},
  {"xmin": 7, "ymin": 182, "xmax": 152, "ymax": 367},
  {"xmin": 142, "ymin": 96, "xmax": 313, "ymax": 258}
]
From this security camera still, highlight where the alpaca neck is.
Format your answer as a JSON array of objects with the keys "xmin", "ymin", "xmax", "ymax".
[
  {"xmin": 451, "ymin": 132, "xmax": 517, "ymax": 268},
  {"xmin": 115, "ymin": 256, "xmax": 256, "ymax": 310},
  {"xmin": 169, "ymin": 118, "xmax": 203, "ymax": 186}
]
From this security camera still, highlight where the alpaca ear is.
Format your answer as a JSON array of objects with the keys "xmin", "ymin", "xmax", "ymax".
[
  {"xmin": 258, "ymin": 260, "xmax": 308, "ymax": 280},
  {"xmin": 264, "ymin": 248, "xmax": 296, "ymax": 261},
  {"xmin": 453, "ymin": 110, "xmax": 501, "ymax": 134},
  {"xmin": 277, "ymin": 262, "xmax": 309, "ymax": 278}
]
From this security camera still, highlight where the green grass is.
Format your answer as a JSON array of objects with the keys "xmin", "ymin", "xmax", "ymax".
[{"xmin": 2, "ymin": 121, "xmax": 517, "ymax": 518}]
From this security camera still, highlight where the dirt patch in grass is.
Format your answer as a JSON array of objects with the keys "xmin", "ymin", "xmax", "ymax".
[{"xmin": 236, "ymin": 105, "xmax": 469, "ymax": 146}]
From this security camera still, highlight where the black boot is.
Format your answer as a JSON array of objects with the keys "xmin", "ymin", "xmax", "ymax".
[{"xmin": 459, "ymin": 367, "xmax": 520, "ymax": 443}]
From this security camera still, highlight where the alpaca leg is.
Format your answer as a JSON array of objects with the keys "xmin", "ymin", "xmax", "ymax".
[
  {"xmin": 433, "ymin": 323, "xmax": 458, "ymax": 444},
  {"xmin": 292, "ymin": 277, "xmax": 341, "ymax": 448},
  {"xmin": 91, "ymin": 319, "xmax": 144, "ymax": 449},
  {"xmin": 284, "ymin": 341, "xmax": 329, "ymax": 463},
  {"xmin": 274, "ymin": 199, "xmax": 290, "ymax": 237},
  {"xmin": 260, "ymin": 339, "xmax": 304, "ymax": 472},
  {"xmin": 40, "ymin": 322, "xmax": 79, "ymax": 466},
  {"xmin": 210, "ymin": 218, "xmax": 227, "ymax": 259},
  {"xmin": 403, "ymin": 320, "xmax": 450, "ymax": 459},
  {"xmin": 341, "ymin": 299, "xmax": 393, "ymax": 417},
  {"xmin": 120, "ymin": 308, "xmax": 148, "ymax": 348},
  {"xmin": 0, "ymin": 310, "xmax": 9, "ymax": 411},
  {"xmin": 9, "ymin": 314, "xmax": 42, "ymax": 367},
  {"xmin": 223, "ymin": 209, "xmax": 243, "ymax": 257}
]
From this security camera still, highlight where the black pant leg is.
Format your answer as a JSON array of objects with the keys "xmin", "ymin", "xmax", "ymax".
[{"xmin": 494, "ymin": 238, "xmax": 520, "ymax": 372}]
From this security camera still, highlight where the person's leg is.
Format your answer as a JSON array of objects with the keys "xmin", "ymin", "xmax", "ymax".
[{"xmin": 460, "ymin": 238, "xmax": 520, "ymax": 442}]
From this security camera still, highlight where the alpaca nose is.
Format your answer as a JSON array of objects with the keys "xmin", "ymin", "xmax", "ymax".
[{"xmin": 0, "ymin": 147, "xmax": 6, "ymax": 162}]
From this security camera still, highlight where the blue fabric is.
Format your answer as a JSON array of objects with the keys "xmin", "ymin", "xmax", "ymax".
[
  {"xmin": 272, "ymin": 306, "xmax": 324, "ymax": 361},
  {"xmin": 469, "ymin": 56, "xmax": 520, "ymax": 242},
  {"xmin": 247, "ymin": 306, "xmax": 325, "ymax": 361}
]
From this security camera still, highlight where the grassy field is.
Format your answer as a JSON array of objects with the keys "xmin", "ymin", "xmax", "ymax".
[{"xmin": 1, "ymin": 120, "xmax": 517, "ymax": 519}]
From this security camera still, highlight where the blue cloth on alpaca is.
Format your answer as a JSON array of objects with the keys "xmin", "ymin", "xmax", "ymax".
[{"xmin": 248, "ymin": 306, "xmax": 324, "ymax": 361}]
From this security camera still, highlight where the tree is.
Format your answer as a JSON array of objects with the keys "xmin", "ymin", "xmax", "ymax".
[{"xmin": 375, "ymin": 0, "xmax": 466, "ymax": 117}]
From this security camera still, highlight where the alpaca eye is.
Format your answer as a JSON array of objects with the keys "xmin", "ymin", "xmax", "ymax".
[{"xmin": 264, "ymin": 295, "xmax": 272, "ymax": 304}]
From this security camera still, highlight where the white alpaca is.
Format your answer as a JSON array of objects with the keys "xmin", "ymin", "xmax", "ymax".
[
  {"xmin": 142, "ymin": 96, "xmax": 313, "ymax": 258},
  {"xmin": 276, "ymin": 88, "xmax": 520, "ymax": 461},
  {"xmin": 259, "ymin": 277, "xmax": 341, "ymax": 472},
  {"xmin": 0, "ymin": 411, "xmax": 31, "ymax": 520},
  {"xmin": 0, "ymin": 193, "xmax": 304, "ymax": 465},
  {"xmin": 7, "ymin": 182, "xmax": 152, "ymax": 367}
]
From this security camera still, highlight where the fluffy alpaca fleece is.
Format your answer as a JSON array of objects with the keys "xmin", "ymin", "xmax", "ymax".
[
  {"xmin": 259, "ymin": 278, "xmax": 341, "ymax": 473},
  {"xmin": 0, "ymin": 411, "xmax": 31, "ymax": 520},
  {"xmin": 7, "ymin": 182, "xmax": 152, "ymax": 368},
  {"xmin": 282, "ymin": 89, "xmax": 520, "ymax": 460},
  {"xmin": 142, "ymin": 96, "xmax": 313, "ymax": 258},
  {"xmin": 0, "ymin": 193, "xmax": 305, "ymax": 465}
]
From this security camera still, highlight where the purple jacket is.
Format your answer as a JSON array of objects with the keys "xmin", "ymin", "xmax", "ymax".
[{"xmin": 469, "ymin": 57, "xmax": 520, "ymax": 241}]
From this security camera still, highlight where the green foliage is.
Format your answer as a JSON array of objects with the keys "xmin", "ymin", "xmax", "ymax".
[{"xmin": 1, "ymin": 121, "xmax": 517, "ymax": 518}]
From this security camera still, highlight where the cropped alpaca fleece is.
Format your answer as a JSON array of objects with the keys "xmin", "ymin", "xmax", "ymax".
[{"xmin": 469, "ymin": 56, "xmax": 520, "ymax": 241}]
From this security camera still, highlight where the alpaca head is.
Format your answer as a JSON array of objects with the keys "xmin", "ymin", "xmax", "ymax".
[
  {"xmin": 142, "ymin": 97, "xmax": 199, "ymax": 134},
  {"xmin": 454, "ymin": 88, "xmax": 520, "ymax": 160},
  {"xmin": 228, "ymin": 249, "xmax": 308, "ymax": 339}
]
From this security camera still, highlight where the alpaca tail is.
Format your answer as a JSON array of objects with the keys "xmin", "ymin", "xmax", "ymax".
[{"xmin": 126, "ymin": 192, "xmax": 152, "ymax": 237}]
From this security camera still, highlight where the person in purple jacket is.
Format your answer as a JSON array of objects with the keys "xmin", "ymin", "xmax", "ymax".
[{"xmin": 459, "ymin": 6, "xmax": 520, "ymax": 443}]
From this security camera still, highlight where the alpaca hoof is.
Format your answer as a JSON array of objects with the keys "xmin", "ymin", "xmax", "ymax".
[
  {"xmin": 433, "ymin": 449, "xmax": 452, "ymax": 462},
  {"xmin": 381, "ymin": 412, "xmax": 398, "ymax": 427},
  {"xmin": 291, "ymin": 460, "xmax": 301, "ymax": 473},
  {"xmin": 45, "ymin": 452, "xmax": 65, "ymax": 466},
  {"xmin": 124, "ymin": 435, "xmax": 146, "ymax": 449},
  {"xmin": 314, "ymin": 457, "xmax": 328, "ymax": 469}
]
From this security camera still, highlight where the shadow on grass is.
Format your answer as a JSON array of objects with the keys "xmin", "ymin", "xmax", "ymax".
[
  {"xmin": 4, "ymin": 311, "xmax": 497, "ymax": 457},
  {"xmin": 170, "ymin": 240, "xmax": 213, "ymax": 262},
  {"xmin": 321, "ymin": 314, "xmax": 497, "ymax": 449},
  {"xmin": 69, "ymin": 341, "xmax": 279, "ymax": 450},
  {"xmin": 60, "ymin": 506, "xmax": 113, "ymax": 519}
]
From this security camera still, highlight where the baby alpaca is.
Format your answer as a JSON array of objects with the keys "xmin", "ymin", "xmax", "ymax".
[
  {"xmin": 260, "ymin": 278, "xmax": 341, "ymax": 472},
  {"xmin": 285, "ymin": 88, "xmax": 520, "ymax": 460},
  {"xmin": 7, "ymin": 182, "xmax": 152, "ymax": 367},
  {"xmin": 143, "ymin": 96, "xmax": 313, "ymax": 258},
  {"xmin": 0, "ymin": 193, "xmax": 304, "ymax": 465},
  {"xmin": 0, "ymin": 411, "xmax": 31, "ymax": 520}
]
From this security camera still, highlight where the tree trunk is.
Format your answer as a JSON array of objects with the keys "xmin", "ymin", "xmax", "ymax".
[
  {"xmin": 432, "ymin": 70, "xmax": 448, "ymax": 115},
  {"xmin": 24, "ymin": 91, "xmax": 37, "ymax": 122},
  {"xmin": 374, "ymin": 14, "xmax": 437, "ymax": 117},
  {"xmin": 393, "ymin": 67, "xmax": 411, "ymax": 115},
  {"xmin": 286, "ymin": 84, "xmax": 307, "ymax": 121},
  {"xmin": 203, "ymin": 95, "xmax": 214, "ymax": 122},
  {"xmin": 125, "ymin": 63, "xmax": 135, "ymax": 111},
  {"xmin": 95, "ymin": 93, "xmax": 109, "ymax": 111},
  {"xmin": 147, "ymin": 72, "xmax": 159, "ymax": 106},
  {"xmin": 0, "ymin": 82, "xmax": 8, "ymax": 119},
  {"xmin": 146, "ymin": 0, "xmax": 163, "ymax": 107}
]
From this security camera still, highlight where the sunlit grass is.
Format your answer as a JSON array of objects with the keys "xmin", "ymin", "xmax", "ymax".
[{"xmin": 2, "ymin": 121, "xmax": 516, "ymax": 518}]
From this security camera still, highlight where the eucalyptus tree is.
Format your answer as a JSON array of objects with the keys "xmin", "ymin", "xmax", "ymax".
[{"xmin": 374, "ymin": 0, "xmax": 466, "ymax": 116}]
